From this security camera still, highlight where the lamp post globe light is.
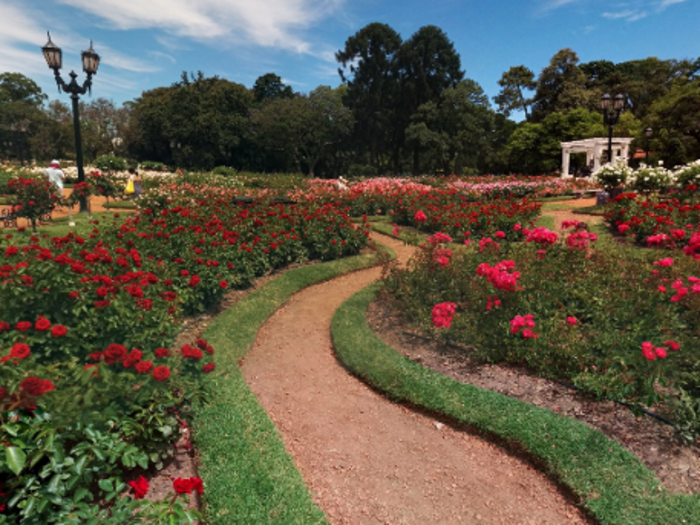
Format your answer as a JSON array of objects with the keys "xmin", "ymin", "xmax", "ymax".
[
  {"xmin": 645, "ymin": 127, "xmax": 653, "ymax": 162},
  {"xmin": 600, "ymin": 92, "xmax": 624, "ymax": 165},
  {"xmin": 41, "ymin": 32, "xmax": 100, "ymax": 213}
]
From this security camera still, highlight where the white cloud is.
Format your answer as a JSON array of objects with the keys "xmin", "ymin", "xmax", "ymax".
[
  {"xmin": 0, "ymin": 0, "xmax": 161, "ymax": 87},
  {"xmin": 602, "ymin": 9, "xmax": 649, "ymax": 21},
  {"xmin": 55, "ymin": 0, "xmax": 344, "ymax": 54},
  {"xmin": 0, "ymin": 4, "xmax": 55, "ymax": 76},
  {"xmin": 537, "ymin": 0, "xmax": 586, "ymax": 13},
  {"xmin": 149, "ymin": 51, "xmax": 177, "ymax": 65},
  {"xmin": 659, "ymin": 0, "xmax": 687, "ymax": 10}
]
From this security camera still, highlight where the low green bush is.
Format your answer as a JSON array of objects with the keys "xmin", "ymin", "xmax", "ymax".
[
  {"xmin": 211, "ymin": 165, "xmax": 237, "ymax": 177},
  {"xmin": 140, "ymin": 160, "xmax": 165, "ymax": 172},
  {"xmin": 94, "ymin": 155, "xmax": 127, "ymax": 172}
]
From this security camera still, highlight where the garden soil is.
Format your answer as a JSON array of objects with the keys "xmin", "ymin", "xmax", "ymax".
[{"xmin": 243, "ymin": 232, "xmax": 591, "ymax": 525}]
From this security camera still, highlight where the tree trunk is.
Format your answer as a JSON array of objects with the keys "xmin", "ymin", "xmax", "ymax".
[{"xmin": 412, "ymin": 146, "xmax": 420, "ymax": 175}]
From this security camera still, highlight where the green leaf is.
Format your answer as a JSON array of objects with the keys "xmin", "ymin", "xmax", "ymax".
[
  {"xmin": 74, "ymin": 487, "xmax": 90, "ymax": 502},
  {"xmin": 2, "ymin": 423, "xmax": 19, "ymax": 437},
  {"xmin": 98, "ymin": 478, "xmax": 113, "ymax": 492},
  {"xmin": 74, "ymin": 455, "xmax": 88, "ymax": 475},
  {"xmin": 6, "ymin": 445, "xmax": 27, "ymax": 475},
  {"xmin": 47, "ymin": 473, "xmax": 63, "ymax": 493}
]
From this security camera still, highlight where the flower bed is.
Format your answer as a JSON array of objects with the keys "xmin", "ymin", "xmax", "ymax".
[
  {"xmin": 605, "ymin": 193, "xmax": 700, "ymax": 254},
  {"xmin": 0, "ymin": 184, "xmax": 368, "ymax": 522},
  {"xmin": 383, "ymin": 222, "xmax": 700, "ymax": 442}
]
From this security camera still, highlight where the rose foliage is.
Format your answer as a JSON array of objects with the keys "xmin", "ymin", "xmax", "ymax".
[{"xmin": 0, "ymin": 183, "xmax": 368, "ymax": 523}]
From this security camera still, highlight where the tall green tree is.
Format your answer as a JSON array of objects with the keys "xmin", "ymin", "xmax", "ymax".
[
  {"xmin": 493, "ymin": 65, "xmax": 536, "ymax": 120},
  {"xmin": 251, "ymin": 86, "xmax": 353, "ymax": 177},
  {"xmin": 406, "ymin": 79, "xmax": 494, "ymax": 174},
  {"xmin": 0, "ymin": 72, "xmax": 47, "ymax": 162},
  {"xmin": 531, "ymin": 48, "xmax": 596, "ymax": 122},
  {"xmin": 507, "ymin": 108, "xmax": 606, "ymax": 174},
  {"xmin": 128, "ymin": 72, "xmax": 254, "ymax": 169},
  {"xmin": 253, "ymin": 73, "xmax": 294, "ymax": 103},
  {"xmin": 336, "ymin": 22, "xmax": 402, "ymax": 169},
  {"xmin": 397, "ymin": 25, "xmax": 464, "ymax": 173},
  {"xmin": 646, "ymin": 79, "xmax": 700, "ymax": 166}
]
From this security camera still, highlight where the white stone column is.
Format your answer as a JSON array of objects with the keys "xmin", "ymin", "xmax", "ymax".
[
  {"xmin": 621, "ymin": 142, "xmax": 630, "ymax": 164},
  {"xmin": 561, "ymin": 147, "xmax": 571, "ymax": 178},
  {"xmin": 593, "ymin": 143, "xmax": 602, "ymax": 172}
]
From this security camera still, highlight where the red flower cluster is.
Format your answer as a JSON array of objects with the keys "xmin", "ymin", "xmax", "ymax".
[
  {"xmin": 526, "ymin": 227, "xmax": 558, "ymax": 247},
  {"xmin": 566, "ymin": 231, "xmax": 597, "ymax": 251},
  {"xmin": 172, "ymin": 476, "xmax": 204, "ymax": 495},
  {"xmin": 476, "ymin": 260, "xmax": 521, "ymax": 292},
  {"xmin": 19, "ymin": 376, "xmax": 55, "ymax": 397},
  {"xmin": 433, "ymin": 248, "xmax": 452, "ymax": 269},
  {"xmin": 431, "ymin": 302, "xmax": 456, "ymax": 329},
  {"xmin": 510, "ymin": 314, "xmax": 537, "ymax": 338},
  {"xmin": 414, "ymin": 210, "xmax": 428, "ymax": 223}
]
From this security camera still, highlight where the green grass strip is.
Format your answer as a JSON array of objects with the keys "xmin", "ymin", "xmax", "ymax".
[
  {"xmin": 331, "ymin": 283, "xmax": 700, "ymax": 525},
  {"xmin": 193, "ymin": 247, "xmax": 395, "ymax": 524}
]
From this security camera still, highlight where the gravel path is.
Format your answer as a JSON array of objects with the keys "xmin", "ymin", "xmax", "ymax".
[{"xmin": 242, "ymin": 233, "xmax": 590, "ymax": 525}]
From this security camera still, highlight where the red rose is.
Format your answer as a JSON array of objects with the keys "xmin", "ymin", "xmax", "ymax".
[
  {"xmin": 51, "ymin": 325, "xmax": 68, "ymax": 337},
  {"xmin": 155, "ymin": 347, "xmax": 170, "ymax": 358},
  {"xmin": 104, "ymin": 343, "xmax": 128, "ymax": 364},
  {"xmin": 189, "ymin": 275, "xmax": 201, "ymax": 287},
  {"xmin": 173, "ymin": 476, "xmax": 203, "ymax": 495},
  {"xmin": 181, "ymin": 345, "xmax": 203, "ymax": 360},
  {"xmin": 15, "ymin": 321, "xmax": 32, "ymax": 332},
  {"xmin": 10, "ymin": 343, "xmax": 30, "ymax": 359},
  {"xmin": 219, "ymin": 280, "xmax": 228, "ymax": 289},
  {"xmin": 203, "ymin": 362, "xmax": 216, "ymax": 374},
  {"xmin": 0, "ymin": 322, "xmax": 9, "ymax": 332},
  {"xmin": 152, "ymin": 365, "xmax": 170, "ymax": 382},
  {"xmin": 190, "ymin": 477, "xmax": 204, "ymax": 495},
  {"xmin": 19, "ymin": 377, "xmax": 55, "ymax": 397},
  {"xmin": 135, "ymin": 360, "xmax": 154, "ymax": 374},
  {"xmin": 123, "ymin": 349, "xmax": 143, "ymax": 368},
  {"xmin": 127, "ymin": 475, "xmax": 149, "ymax": 499},
  {"xmin": 195, "ymin": 338, "xmax": 208, "ymax": 349},
  {"xmin": 5, "ymin": 246, "xmax": 18, "ymax": 256}
]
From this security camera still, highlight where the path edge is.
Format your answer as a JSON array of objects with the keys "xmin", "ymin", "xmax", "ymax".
[
  {"xmin": 192, "ymin": 243, "xmax": 396, "ymax": 524},
  {"xmin": 330, "ymin": 282, "xmax": 700, "ymax": 525}
]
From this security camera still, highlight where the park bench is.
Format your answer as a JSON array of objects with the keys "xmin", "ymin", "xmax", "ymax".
[
  {"xmin": 0, "ymin": 208, "xmax": 17, "ymax": 228},
  {"xmin": 571, "ymin": 189, "xmax": 601, "ymax": 199}
]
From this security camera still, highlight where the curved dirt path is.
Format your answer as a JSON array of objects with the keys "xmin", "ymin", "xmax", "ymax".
[{"xmin": 242, "ymin": 233, "xmax": 589, "ymax": 524}]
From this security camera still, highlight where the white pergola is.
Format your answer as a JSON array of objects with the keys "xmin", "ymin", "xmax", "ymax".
[{"xmin": 560, "ymin": 137, "xmax": 634, "ymax": 178}]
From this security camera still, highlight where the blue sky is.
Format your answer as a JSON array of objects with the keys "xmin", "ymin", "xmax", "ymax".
[{"xmin": 2, "ymin": 0, "xmax": 698, "ymax": 114}]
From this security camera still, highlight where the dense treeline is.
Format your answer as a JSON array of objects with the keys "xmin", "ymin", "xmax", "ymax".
[{"xmin": 1, "ymin": 22, "xmax": 699, "ymax": 175}]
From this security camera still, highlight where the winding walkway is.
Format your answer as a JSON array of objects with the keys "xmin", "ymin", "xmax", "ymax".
[{"xmin": 242, "ymin": 233, "xmax": 589, "ymax": 524}]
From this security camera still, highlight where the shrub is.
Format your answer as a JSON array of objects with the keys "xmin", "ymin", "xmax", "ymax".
[
  {"xmin": 673, "ymin": 160, "xmax": 700, "ymax": 189},
  {"xmin": 211, "ymin": 165, "xmax": 237, "ymax": 177},
  {"xmin": 347, "ymin": 164, "xmax": 377, "ymax": 178},
  {"xmin": 592, "ymin": 161, "xmax": 633, "ymax": 190},
  {"xmin": 629, "ymin": 164, "xmax": 673, "ymax": 193},
  {"xmin": 383, "ymin": 225, "xmax": 698, "ymax": 409},
  {"xmin": 6, "ymin": 176, "xmax": 59, "ymax": 231},
  {"xmin": 94, "ymin": 155, "xmax": 128, "ymax": 173},
  {"xmin": 140, "ymin": 160, "xmax": 166, "ymax": 172}
]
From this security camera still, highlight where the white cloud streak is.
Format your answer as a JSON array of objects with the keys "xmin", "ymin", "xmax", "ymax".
[
  {"xmin": 55, "ymin": 0, "xmax": 343, "ymax": 54},
  {"xmin": 602, "ymin": 9, "xmax": 649, "ymax": 21},
  {"xmin": 659, "ymin": 0, "xmax": 687, "ymax": 9}
]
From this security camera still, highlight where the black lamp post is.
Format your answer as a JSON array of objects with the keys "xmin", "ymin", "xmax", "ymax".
[
  {"xmin": 644, "ymin": 127, "xmax": 652, "ymax": 162},
  {"xmin": 41, "ymin": 32, "xmax": 100, "ymax": 212},
  {"xmin": 600, "ymin": 93, "xmax": 625, "ymax": 165}
]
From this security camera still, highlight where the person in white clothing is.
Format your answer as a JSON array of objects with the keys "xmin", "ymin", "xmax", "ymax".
[{"xmin": 44, "ymin": 160, "xmax": 66, "ymax": 194}]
